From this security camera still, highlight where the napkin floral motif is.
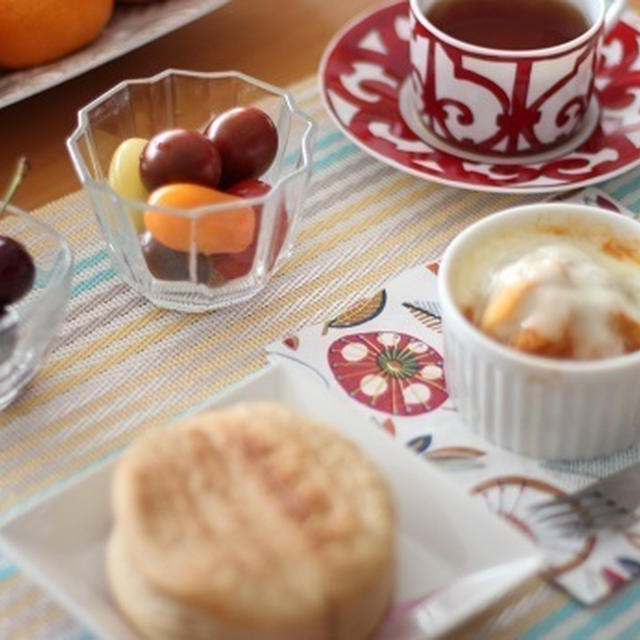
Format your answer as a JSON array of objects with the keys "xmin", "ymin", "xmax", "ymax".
[
  {"xmin": 327, "ymin": 331, "xmax": 447, "ymax": 415},
  {"xmin": 267, "ymin": 187, "xmax": 640, "ymax": 605}
]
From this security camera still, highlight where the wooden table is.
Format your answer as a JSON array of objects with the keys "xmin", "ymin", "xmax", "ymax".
[{"xmin": 0, "ymin": 0, "xmax": 379, "ymax": 211}]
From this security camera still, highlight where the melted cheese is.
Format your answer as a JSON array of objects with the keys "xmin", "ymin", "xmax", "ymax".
[{"xmin": 452, "ymin": 226, "xmax": 640, "ymax": 360}]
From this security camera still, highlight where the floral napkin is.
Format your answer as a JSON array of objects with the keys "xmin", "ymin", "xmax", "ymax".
[{"xmin": 267, "ymin": 187, "xmax": 640, "ymax": 605}]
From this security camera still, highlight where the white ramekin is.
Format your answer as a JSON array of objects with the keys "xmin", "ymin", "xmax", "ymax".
[{"xmin": 438, "ymin": 202, "xmax": 640, "ymax": 460}]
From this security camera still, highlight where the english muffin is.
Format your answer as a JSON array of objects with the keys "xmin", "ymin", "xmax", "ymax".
[{"xmin": 107, "ymin": 402, "xmax": 394, "ymax": 640}]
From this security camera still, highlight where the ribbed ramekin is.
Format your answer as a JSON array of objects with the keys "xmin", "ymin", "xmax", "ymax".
[{"xmin": 438, "ymin": 203, "xmax": 640, "ymax": 460}]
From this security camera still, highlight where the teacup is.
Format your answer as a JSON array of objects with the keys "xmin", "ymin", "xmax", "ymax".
[{"xmin": 407, "ymin": 0, "xmax": 626, "ymax": 158}]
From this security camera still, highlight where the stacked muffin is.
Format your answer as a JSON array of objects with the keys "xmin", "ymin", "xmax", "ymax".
[{"xmin": 107, "ymin": 403, "xmax": 395, "ymax": 640}]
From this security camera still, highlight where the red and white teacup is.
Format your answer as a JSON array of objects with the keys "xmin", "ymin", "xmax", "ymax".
[{"xmin": 407, "ymin": 0, "xmax": 626, "ymax": 158}]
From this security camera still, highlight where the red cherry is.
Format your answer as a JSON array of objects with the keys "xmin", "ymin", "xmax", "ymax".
[
  {"xmin": 205, "ymin": 107, "xmax": 278, "ymax": 187},
  {"xmin": 210, "ymin": 179, "xmax": 288, "ymax": 279},
  {"xmin": 0, "ymin": 236, "xmax": 35, "ymax": 306},
  {"xmin": 226, "ymin": 177, "xmax": 271, "ymax": 199},
  {"xmin": 140, "ymin": 232, "xmax": 218, "ymax": 284},
  {"xmin": 140, "ymin": 129, "xmax": 221, "ymax": 191}
]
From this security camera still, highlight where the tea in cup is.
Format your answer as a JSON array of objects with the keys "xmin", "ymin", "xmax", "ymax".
[{"xmin": 407, "ymin": 0, "xmax": 626, "ymax": 158}]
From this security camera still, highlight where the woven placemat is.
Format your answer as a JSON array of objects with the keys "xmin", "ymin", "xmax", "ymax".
[{"xmin": 2, "ymin": 75, "xmax": 640, "ymax": 639}]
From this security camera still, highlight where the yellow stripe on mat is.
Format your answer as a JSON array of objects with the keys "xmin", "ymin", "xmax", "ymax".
[
  {"xmin": 4, "ymin": 605, "xmax": 67, "ymax": 640},
  {"xmin": 0, "ymin": 188, "xmax": 523, "ymax": 502},
  {"xmin": 1, "ymin": 173, "xmax": 421, "ymax": 419}
]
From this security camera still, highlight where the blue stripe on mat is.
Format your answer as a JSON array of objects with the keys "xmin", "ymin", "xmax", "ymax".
[
  {"xmin": 625, "ymin": 193, "xmax": 640, "ymax": 213},
  {"xmin": 565, "ymin": 580, "xmax": 640, "ymax": 639},
  {"xmin": 71, "ymin": 268, "xmax": 117, "ymax": 298},
  {"xmin": 519, "ymin": 600, "xmax": 581, "ymax": 640},
  {"xmin": 521, "ymin": 579, "xmax": 640, "ymax": 640},
  {"xmin": 314, "ymin": 129, "xmax": 344, "ymax": 151},
  {"xmin": 608, "ymin": 174, "xmax": 640, "ymax": 201},
  {"xmin": 72, "ymin": 250, "xmax": 108, "ymax": 275},
  {"xmin": 0, "ymin": 563, "xmax": 16, "ymax": 581},
  {"xmin": 314, "ymin": 142, "xmax": 358, "ymax": 172}
]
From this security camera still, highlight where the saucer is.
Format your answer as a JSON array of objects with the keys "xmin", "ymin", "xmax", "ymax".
[{"xmin": 319, "ymin": 2, "xmax": 640, "ymax": 193}]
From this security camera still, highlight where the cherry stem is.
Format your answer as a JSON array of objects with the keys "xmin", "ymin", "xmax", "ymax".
[{"xmin": 0, "ymin": 157, "xmax": 29, "ymax": 219}]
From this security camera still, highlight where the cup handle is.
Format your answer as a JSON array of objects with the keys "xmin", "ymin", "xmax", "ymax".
[{"xmin": 604, "ymin": 0, "xmax": 627, "ymax": 32}]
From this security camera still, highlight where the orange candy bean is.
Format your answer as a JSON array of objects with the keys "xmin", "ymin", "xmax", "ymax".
[{"xmin": 144, "ymin": 183, "xmax": 255, "ymax": 255}]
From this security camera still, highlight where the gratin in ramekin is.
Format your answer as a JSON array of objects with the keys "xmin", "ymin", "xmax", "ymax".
[{"xmin": 438, "ymin": 203, "xmax": 640, "ymax": 460}]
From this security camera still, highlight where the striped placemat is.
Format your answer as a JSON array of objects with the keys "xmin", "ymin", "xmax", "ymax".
[{"xmin": 2, "ymin": 75, "xmax": 640, "ymax": 639}]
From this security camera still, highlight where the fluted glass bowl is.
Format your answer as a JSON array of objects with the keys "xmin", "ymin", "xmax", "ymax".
[
  {"xmin": 0, "ymin": 206, "xmax": 73, "ymax": 409},
  {"xmin": 67, "ymin": 69, "xmax": 316, "ymax": 312}
]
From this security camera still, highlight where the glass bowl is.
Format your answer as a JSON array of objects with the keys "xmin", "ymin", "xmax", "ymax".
[
  {"xmin": 0, "ymin": 206, "xmax": 73, "ymax": 409},
  {"xmin": 66, "ymin": 69, "xmax": 316, "ymax": 312}
]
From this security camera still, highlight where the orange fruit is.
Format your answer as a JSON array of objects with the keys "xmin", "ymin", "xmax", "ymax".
[
  {"xmin": 0, "ymin": 0, "xmax": 114, "ymax": 69},
  {"xmin": 144, "ymin": 184, "xmax": 256, "ymax": 256}
]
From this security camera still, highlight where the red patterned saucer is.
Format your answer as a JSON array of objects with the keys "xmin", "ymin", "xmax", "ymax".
[{"xmin": 319, "ymin": 2, "xmax": 640, "ymax": 193}]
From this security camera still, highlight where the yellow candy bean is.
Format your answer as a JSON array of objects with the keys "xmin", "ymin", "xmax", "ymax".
[{"xmin": 108, "ymin": 137, "xmax": 149, "ymax": 231}]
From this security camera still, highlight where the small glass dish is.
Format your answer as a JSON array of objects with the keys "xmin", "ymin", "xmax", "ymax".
[
  {"xmin": 67, "ymin": 69, "xmax": 316, "ymax": 312},
  {"xmin": 0, "ymin": 206, "xmax": 73, "ymax": 409}
]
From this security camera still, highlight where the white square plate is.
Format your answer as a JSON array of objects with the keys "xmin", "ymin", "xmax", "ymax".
[{"xmin": 0, "ymin": 363, "xmax": 542, "ymax": 639}]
